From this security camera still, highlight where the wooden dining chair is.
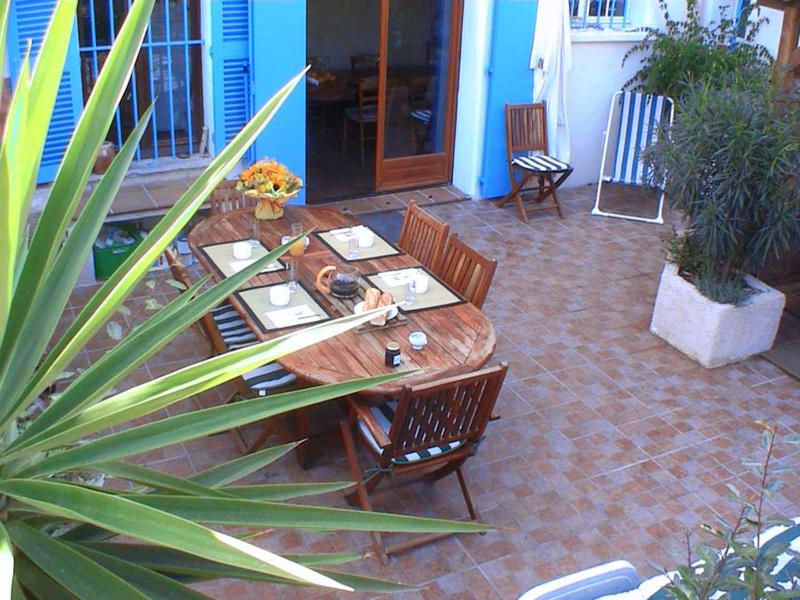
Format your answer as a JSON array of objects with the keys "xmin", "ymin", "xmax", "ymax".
[
  {"xmin": 341, "ymin": 79, "xmax": 379, "ymax": 165},
  {"xmin": 434, "ymin": 235, "xmax": 497, "ymax": 309},
  {"xmin": 497, "ymin": 103, "xmax": 573, "ymax": 222},
  {"xmin": 163, "ymin": 248, "xmax": 299, "ymax": 455},
  {"xmin": 397, "ymin": 200, "xmax": 449, "ymax": 270},
  {"xmin": 208, "ymin": 179, "xmax": 257, "ymax": 216},
  {"xmin": 339, "ymin": 364, "xmax": 508, "ymax": 563}
]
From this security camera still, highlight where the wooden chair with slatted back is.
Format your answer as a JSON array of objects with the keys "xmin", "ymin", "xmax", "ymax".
[
  {"xmin": 397, "ymin": 200, "xmax": 449, "ymax": 270},
  {"xmin": 208, "ymin": 179, "xmax": 257, "ymax": 216},
  {"xmin": 496, "ymin": 103, "xmax": 573, "ymax": 222},
  {"xmin": 339, "ymin": 363, "xmax": 508, "ymax": 563},
  {"xmin": 434, "ymin": 235, "xmax": 497, "ymax": 309},
  {"xmin": 163, "ymin": 248, "xmax": 299, "ymax": 456},
  {"xmin": 341, "ymin": 79, "xmax": 379, "ymax": 165}
]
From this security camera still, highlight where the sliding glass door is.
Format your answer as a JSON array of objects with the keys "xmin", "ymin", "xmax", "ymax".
[{"xmin": 375, "ymin": 0, "xmax": 463, "ymax": 190}]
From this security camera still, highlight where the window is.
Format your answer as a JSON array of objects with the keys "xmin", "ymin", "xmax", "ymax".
[{"xmin": 569, "ymin": 0, "xmax": 629, "ymax": 29}]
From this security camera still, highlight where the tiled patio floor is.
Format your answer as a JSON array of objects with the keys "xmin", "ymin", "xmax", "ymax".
[{"xmin": 66, "ymin": 186, "xmax": 800, "ymax": 599}]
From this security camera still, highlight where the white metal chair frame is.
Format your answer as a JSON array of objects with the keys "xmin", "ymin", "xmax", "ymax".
[{"xmin": 591, "ymin": 90, "xmax": 675, "ymax": 225}]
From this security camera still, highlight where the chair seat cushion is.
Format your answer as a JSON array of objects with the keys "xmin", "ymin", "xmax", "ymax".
[
  {"xmin": 345, "ymin": 106, "xmax": 378, "ymax": 122},
  {"xmin": 512, "ymin": 155, "xmax": 571, "ymax": 173},
  {"xmin": 211, "ymin": 303, "xmax": 257, "ymax": 349},
  {"xmin": 411, "ymin": 109, "xmax": 432, "ymax": 124},
  {"xmin": 357, "ymin": 400, "xmax": 462, "ymax": 464},
  {"xmin": 242, "ymin": 362, "xmax": 297, "ymax": 396}
]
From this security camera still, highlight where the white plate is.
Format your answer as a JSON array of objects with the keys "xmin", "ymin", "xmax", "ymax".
[{"xmin": 354, "ymin": 300, "xmax": 398, "ymax": 322}]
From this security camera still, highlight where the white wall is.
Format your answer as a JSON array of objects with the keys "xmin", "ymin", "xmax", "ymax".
[
  {"xmin": 452, "ymin": 0, "xmax": 494, "ymax": 197},
  {"xmin": 564, "ymin": 38, "xmax": 643, "ymax": 187}
]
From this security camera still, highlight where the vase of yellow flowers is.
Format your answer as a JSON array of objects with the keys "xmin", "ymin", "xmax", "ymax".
[{"xmin": 236, "ymin": 159, "xmax": 303, "ymax": 220}]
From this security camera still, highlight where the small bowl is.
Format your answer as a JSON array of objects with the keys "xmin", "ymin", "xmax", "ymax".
[{"xmin": 408, "ymin": 331, "xmax": 428, "ymax": 350}]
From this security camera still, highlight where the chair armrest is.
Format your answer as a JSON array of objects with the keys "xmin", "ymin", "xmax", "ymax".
[{"xmin": 350, "ymin": 400, "xmax": 391, "ymax": 448}]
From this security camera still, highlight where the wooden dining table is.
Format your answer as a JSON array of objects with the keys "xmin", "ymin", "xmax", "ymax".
[{"xmin": 188, "ymin": 204, "xmax": 496, "ymax": 397}]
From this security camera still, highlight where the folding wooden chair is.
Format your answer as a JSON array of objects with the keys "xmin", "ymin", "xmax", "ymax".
[
  {"xmin": 339, "ymin": 364, "xmax": 508, "ymax": 563},
  {"xmin": 163, "ymin": 248, "xmax": 300, "ymax": 455},
  {"xmin": 397, "ymin": 200, "xmax": 449, "ymax": 270},
  {"xmin": 497, "ymin": 103, "xmax": 573, "ymax": 222},
  {"xmin": 434, "ymin": 234, "xmax": 497, "ymax": 309},
  {"xmin": 341, "ymin": 79, "xmax": 378, "ymax": 165},
  {"xmin": 207, "ymin": 179, "xmax": 258, "ymax": 216}
]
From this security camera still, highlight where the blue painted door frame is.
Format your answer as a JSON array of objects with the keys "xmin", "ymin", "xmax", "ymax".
[{"xmin": 480, "ymin": 0, "xmax": 538, "ymax": 199}]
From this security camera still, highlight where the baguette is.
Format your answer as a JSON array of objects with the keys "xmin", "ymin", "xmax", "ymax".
[
  {"xmin": 374, "ymin": 292, "xmax": 393, "ymax": 326},
  {"xmin": 363, "ymin": 288, "xmax": 381, "ymax": 311}
]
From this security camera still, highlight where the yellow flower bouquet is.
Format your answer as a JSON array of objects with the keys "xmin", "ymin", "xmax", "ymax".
[{"xmin": 236, "ymin": 159, "xmax": 303, "ymax": 220}]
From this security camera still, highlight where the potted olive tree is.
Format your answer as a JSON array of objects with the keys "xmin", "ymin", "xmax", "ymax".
[{"xmin": 646, "ymin": 80, "xmax": 799, "ymax": 368}]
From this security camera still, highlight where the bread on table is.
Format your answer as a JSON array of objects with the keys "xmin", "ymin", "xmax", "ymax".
[
  {"xmin": 364, "ymin": 288, "xmax": 381, "ymax": 311},
  {"xmin": 374, "ymin": 292, "xmax": 393, "ymax": 326}
]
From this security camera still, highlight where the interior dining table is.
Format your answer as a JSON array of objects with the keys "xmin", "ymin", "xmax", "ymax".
[{"xmin": 187, "ymin": 204, "xmax": 496, "ymax": 398}]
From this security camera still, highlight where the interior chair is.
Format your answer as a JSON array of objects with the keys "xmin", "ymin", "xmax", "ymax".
[
  {"xmin": 349, "ymin": 53, "xmax": 378, "ymax": 79},
  {"xmin": 397, "ymin": 200, "xmax": 449, "ymax": 270},
  {"xmin": 497, "ymin": 102, "xmax": 573, "ymax": 222},
  {"xmin": 207, "ymin": 179, "xmax": 258, "ymax": 216},
  {"xmin": 163, "ymin": 248, "xmax": 299, "ymax": 455},
  {"xmin": 434, "ymin": 234, "xmax": 497, "ymax": 309},
  {"xmin": 341, "ymin": 79, "xmax": 378, "ymax": 165},
  {"xmin": 339, "ymin": 364, "xmax": 508, "ymax": 563}
]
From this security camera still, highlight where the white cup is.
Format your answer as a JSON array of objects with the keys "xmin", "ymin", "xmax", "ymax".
[
  {"xmin": 269, "ymin": 285, "xmax": 291, "ymax": 307},
  {"xmin": 408, "ymin": 331, "xmax": 428, "ymax": 350},
  {"xmin": 357, "ymin": 228, "xmax": 375, "ymax": 248},
  {"xmin": 413, "ymin": 272, "xmax": 430, "ymax": 294},
  {"xmin": 232, "ymin": 240, "xmax": 252, "ymax": 260}
]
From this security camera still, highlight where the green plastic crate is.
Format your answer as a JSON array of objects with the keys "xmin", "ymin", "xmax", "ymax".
[{"xmin": 92, "ymin": 224, "xmax": 142, "ymax": 280}]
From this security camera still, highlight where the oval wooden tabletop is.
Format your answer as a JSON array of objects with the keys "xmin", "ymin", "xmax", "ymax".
[{"xmin": 188, "ymin": 205, "xmax": 496, "ymax": 395}]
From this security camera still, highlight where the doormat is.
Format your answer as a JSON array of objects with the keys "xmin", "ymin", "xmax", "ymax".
[
  {"xmin": 358, "ymin": 210, "xmax": 404, "ymax": 244},
  {"xmin": 762, "ymin": 339, "xmax": 800, "ymax": 381}
]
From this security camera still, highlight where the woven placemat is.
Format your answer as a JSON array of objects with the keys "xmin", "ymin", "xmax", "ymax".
[
  {"xmin": 316, "ymin": 225, "xmax": 401, "ymax": 262},
  {"xmin": 365, "ymin": 267, "xmax": 463, "ymax": 313},
  {"xmin": 199, "ymin": 239, "xmax": 283, "ymax": 278},
  {"xmin": 236, "ymin": 282, "xmax": 330, "ymax": 333}
]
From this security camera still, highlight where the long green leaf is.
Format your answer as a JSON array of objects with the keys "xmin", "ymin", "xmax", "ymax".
[
  {"xmin": 10, "ymin": 579, "xmax": 26, "ymax": 600},
  {"xmin": 79, "ymin": 544, "xmax": 413, "ymax": 593},
  {"xmin": 7, "ymin": 307, "xmax": 399, "ymax": 461},
  {"xmin": 0, "ymin": 523, "xmax": 11, "ymax": 600},
  {"xmin": 0, "ymin": 0, "xmax": 156, "ymax": 418},
  {"xmin": 71, "ymin": 544, "xmax": 212, "ymax": 599},
  {"xmin": 0, "ymin": 105, "xmax": 154, "ymax": 428},
  {"xmin": 85, "ymin": 461, "xmax": 233, "ymax": 498},
  {"xmin": 189, "ymin": 442, "xmax": 301, "ymax": 487},
  {"xmin": 19, "ymin": 68, "xmax": 308, "ymax": 430},
  {"xmin": 0, "ymin": 50, "xmax": 29, "ymax": 351},
  {"xmin": 12, "ymin": 556, "xmax": 72, "ymax": 600},
  {"xmin": 123, "ymin": 496, "xmax": 489, "ymax": 535},
  {"xmin": 15, "ymin": 372, "xmax": 405, "ymax": 478},
  {"xmin": 12, "ymin": 234, "xmax": 296, "ymax": 447},
  {"xmin": 0, "ymin": 480, "xmax": 351, "ymax": 591},
  {"xmin": 5, "ymin": 521, "xmax": 147, "ymax": 599},
  {"xmin": 225, "ymin": 482, "xmax": 353, "ymax": 502}
]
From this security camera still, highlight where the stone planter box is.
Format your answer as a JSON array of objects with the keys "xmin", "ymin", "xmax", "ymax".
[{"xmin": 650, "ymin": 263, "xmax": 785, "ymax": 368}]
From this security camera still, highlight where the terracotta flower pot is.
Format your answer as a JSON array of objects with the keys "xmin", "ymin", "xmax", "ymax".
[{"xmin": 93, "ymin": 141, "xmax": 116, "ymax": 175}]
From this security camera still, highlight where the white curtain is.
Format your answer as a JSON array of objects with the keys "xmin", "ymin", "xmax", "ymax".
[{"xmin": 529, "ymin": 0, "xmax": 572, "ymax": 163}]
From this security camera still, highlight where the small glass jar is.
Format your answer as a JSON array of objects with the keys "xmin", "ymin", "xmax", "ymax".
[{"xmin": 384, "ymin": 342, "xmax": 401, "ymax": 367}]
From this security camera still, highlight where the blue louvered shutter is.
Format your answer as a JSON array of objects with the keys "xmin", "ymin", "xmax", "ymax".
[
  {"xmin": 210, "ymin": 0, "xmax": 253, "ymax": 161},
  {"xmin": 6, "ymin": 0, "xmax": 83, "ymax": 184}
]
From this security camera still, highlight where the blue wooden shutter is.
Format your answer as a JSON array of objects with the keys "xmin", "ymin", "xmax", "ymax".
[
  {"xmin": 6, "ymin": 0, "xmax": 83, "ymax": 184},
  {"xmin": 250, "ymin": 0, "xmax": 305, "ymax": 203},
  {"xmin": 210, "ymin": 0, "xmax": 253, "ymax": 161}
]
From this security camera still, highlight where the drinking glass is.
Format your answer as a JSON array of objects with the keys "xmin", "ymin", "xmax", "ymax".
[
  {"xmin": 250, "ymin": 218, "xmax": 260, "ymax": 247},
  {"xmin": 287, "ymin": 259, "xmax": 298, "ymax": 292},
  {"xmin": 289, "ymin": 222, "xmax": 305, "ymax": 257},
  {"xmin": 405, "ymin": 280, "xmax": 417, "ymax": 306},
  {"xmin": 346, "ymin": 233, "xmax": 359, "ymax": 260}
]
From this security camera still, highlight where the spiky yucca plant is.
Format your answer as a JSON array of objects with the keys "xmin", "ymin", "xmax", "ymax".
[{"xmin": 0, "ymin": 1, "xmax": 487, "ymax": 597}]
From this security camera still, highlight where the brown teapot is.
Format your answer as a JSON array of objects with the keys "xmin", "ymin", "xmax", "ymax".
[{"xmin": 315, "ymin": 265, "xmax": 360, "ymax": 299}]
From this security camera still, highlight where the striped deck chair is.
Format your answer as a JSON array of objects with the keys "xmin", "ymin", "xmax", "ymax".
[{"xmin": 591, "ymin": 91, "xmax": 674, "ymax": 224}]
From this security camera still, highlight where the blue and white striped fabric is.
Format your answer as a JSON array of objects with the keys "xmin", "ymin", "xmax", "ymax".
[
  {"xmin": 513, "ymin": 155, "xmax": 571, "ymax": 173},
  {"xmin": 610, "ymin": 92, "xmax": 672, "ymax": 186},
  {"xmin": 411, "ymin": 109, "xmax": 432, "ymax": 124},
  {"xmin": 358, "ymin": 400, "xmax": 462, "ymax": 464}
]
